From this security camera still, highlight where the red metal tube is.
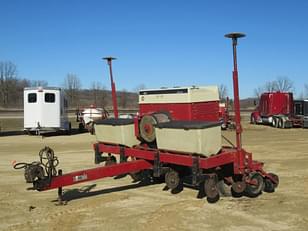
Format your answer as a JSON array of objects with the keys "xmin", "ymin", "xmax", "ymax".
[
  {"xmin": 233, "ymin": 70, "xmax": 242, "ymax": 150},
  {"xmin": 104, "ymin": 57, "xmax": 119, "ymax": 119},
  {"xmin": 40, "ymin": 160, "xmax": 152, "ymax": 191},
  {"xmin": 225, "ymin": 33, "xmax": 246, "ymax": 173},
  {"xmin": 225, "ymin": 33, "xmax": 246, "ymax": 151}
]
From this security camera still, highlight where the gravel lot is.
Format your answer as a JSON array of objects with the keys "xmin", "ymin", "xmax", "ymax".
[{"xmin": 0, "ymin": 122, "xmax": 308, "ymax": 231}]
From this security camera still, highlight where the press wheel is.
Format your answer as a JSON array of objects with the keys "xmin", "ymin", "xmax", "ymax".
[
  {"xmin": 165, "ymin": 169, "xmax": 180, "ymax": 190},
  {"xmin": 204, "ymin": 178, "xmax": 220, "ymax": 203},
  {"xmin": 264, "ymin": 173, "xmax": 279, "ymax": 192},
  {"xmin": 245, "ymin": 172, "xmax": 264, "ymax": 198}
]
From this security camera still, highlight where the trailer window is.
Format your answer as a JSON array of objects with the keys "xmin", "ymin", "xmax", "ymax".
[
  {"xmin": 28, "ymin": 93, "xmax": 37, "ymax": 103},
  {"xmin": 294, "ymin": 103, "xmax": 303, "ymax": 115},
  {"xmin": 45, "ymin": 93, "xmax": 55, "ymax": 103}
]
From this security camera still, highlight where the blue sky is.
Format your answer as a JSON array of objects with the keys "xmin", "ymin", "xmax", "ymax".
[{"xmin": 0, "ymin": 0, "xmax": 307, "ymax": 98}]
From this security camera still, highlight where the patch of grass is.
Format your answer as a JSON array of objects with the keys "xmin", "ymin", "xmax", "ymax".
[
  {"xmin": 0, "ymin": 117, "xmax": 80, "ymax": 132},
  {"xmin": 0, "ymin": 118, "xmax": 23, "ymax": 131}
]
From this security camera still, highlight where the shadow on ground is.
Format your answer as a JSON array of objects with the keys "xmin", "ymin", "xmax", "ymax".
[
  {"xmin": 53, "ymin": 181, "xmax": 157, "ymax": 203},
  {"xmin": 0, "ymin": 128, "xmax": 89, "ymax": 137},
  {"xmin": 0, "ymin": 130, "xmax": 24, "ymax": 137}
]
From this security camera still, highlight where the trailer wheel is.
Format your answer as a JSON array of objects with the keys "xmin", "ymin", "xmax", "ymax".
[
  {"xmin": 272, "ymin": 117, "xmax": 279, "ymax": 128},
  {"xmin": 204, "ymin": 178, "xmax": 220, "ymax": 203},
  {"xmin": 245, "ymin": 172, "xmax": 264, "ymax": 198},
  {"xmin": 231, "ymin": 187, "xmax": 243, "ymax": 198},
  {"xmin": 231, "ymin": 181, "xmax": 245, "ymax": 198},
  {"xmin": 268, "ymin": 173, "xmax": 279, "ymax": 188},
  {"xmin": 278, "ymin": 118, "xmax": 286, "ymax": 129},
  {"xmin": 165, "ymin": 169, "xmax": 180, "ymax": 190},
  {"xmin": 263, "ymin": 178, "xmax": 275, "ymax": 193}
]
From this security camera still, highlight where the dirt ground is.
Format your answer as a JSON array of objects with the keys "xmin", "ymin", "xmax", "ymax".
[{"xmin": 0, "ymin": 122, "xmax": 308, "ymax": 231}]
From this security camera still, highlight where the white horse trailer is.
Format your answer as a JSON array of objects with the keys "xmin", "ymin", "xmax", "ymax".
[{"xmin": 24, "ymin": 87, "xmax": 71, "ymax": 134}]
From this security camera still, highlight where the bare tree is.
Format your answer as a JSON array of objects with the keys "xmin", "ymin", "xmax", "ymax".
[
  {"xmin": 134, "ymin": 84, "xmax": 146, "ymax": 92},
  {"xmin": 120, "ymin": 89, "xmax": 128, "ymax": 108},
  {"xmin": 90, "ymin": 81, "xmax": 108, "ymax": 107},
  {"xmin": 64, "ymin": 73, "xmax": 81, "ymax": 108},
  {"xmin": 0, "ymin": 61, "xmax": 18, "ymax": 107},
  {"xmin": 218, "ymin": 84, "xmax": 228, "ymax": 101},
  {"xmin": 264, "ymin": 81, "xmax": 277, "ymax": 92},
  {"xmin": 275, "ymin": 77, "xmax": 294, "ymax": 92},
  {"xmin": 91, "ymin": 81, "xmax": 101, "ymax": 106},
  {"xmin": 254, "ymin": 86, "xmax": 264, "ymax": 99},
  {"xmin": 100, "ymin": 86, "xmax": 109, "ymax": 107},
  {"xmin": 298, "ymin": 92, "xmax": 304, "ymax": 100},
  {"xmin": 30, "ymin": 80, "xmax": 48, "ymax": 87}
]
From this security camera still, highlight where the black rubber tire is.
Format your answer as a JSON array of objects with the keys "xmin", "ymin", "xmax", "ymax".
[
  {"xmin": 217, "ymin": 180, "xmax": 231, "ymax": 197},
  {"xmin": 263, "ymin": 178, "xmax": 275, "ymax": 193},
  {"xmin": 205, "ymin": 178, "xmax": 220, "ymax": 203},
  {"xmin": 231, "ymin": 187, "xmax": 243, "ymax": 198},
  {"xmin": 280, "ymin": 119, "xmax": 285, "ymax": 129},
  {"xmin": 165, "ymin": 170, "xmax": 180, "ymax": 190},
  {"xmin": 268, "ymin": 173, "xmax": 279, "ymax": 188},
  {"xmin": 272, "ymin": 117, "xmax": 278, "ymax": 128},
  {"xmin": 245, "ymin": 172, "xmax": 264, "ymax": 198},
  {"xmin": 207, "ymin": 193, "xmax": 220, "ymax": 203},
  {"xmin": 170, "ymin": 181, "xmax": 184, "ymax": 194}
]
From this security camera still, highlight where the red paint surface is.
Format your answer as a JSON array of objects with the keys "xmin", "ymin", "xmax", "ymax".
[
  {"xmin": 139, "ymin": 101, "xmax": 220, "ymax": 121},
  {"xmin": 257, "ymin": 92, "xmax": 293, "ymax": 117},
  {"xmin": 42, "ymin": 160, "xmax": 152, "ymax": 190},
  {"xmin": 41, "ymin": 142, "xmax": 264, "ymax": 191}
]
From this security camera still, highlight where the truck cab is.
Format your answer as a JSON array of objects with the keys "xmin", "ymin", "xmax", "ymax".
[{"xmin": 251, "ymin": 91, "xmax": 307, "ymax": 128}]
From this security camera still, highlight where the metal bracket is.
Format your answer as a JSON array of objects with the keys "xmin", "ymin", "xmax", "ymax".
[
  {"xmin": 56, "ymin": 169, "xmax": 67, "ymax": 206},
  {"xmin": 94, "ymin": 143, "xmax": 102, "ymax": 164},
  {"xmin": 192, "ymin": 156, "xmax": 200, "ymax": 185},
  {"xmin": 120, "ymin": 146, "xmax": 126, "ymax": 163},
  {"xmin": 153, "ymin": 151, "xmax": 161, "ymax": 177}
]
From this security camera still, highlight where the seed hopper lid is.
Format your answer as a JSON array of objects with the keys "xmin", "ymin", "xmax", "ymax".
[
  {"xmin": 155, "ymin": 120, "xmax": 222, "ymax": 129},
  {"xmin": 95, "ymin": 118, "xmax": 134, "ymax": 125}
]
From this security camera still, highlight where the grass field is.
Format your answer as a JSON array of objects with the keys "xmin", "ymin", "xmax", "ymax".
[{"xmin": 0, "ymin": 118, "xmax": 80, "ymax": 133}]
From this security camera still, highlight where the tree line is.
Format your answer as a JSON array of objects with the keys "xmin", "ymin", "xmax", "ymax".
[
  {"xmin": 0, "ymin": 61, "xmax": 139, "ymax": 109},
  {"xmin": 254, "ymin": 77, "xmax": 308, "ymax": 99},
  {"xmin": 1, "ymin": 61, "xmax": 307, "ymax": 109}
]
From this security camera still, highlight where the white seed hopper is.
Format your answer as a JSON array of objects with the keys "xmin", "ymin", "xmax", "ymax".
[
  {"xmin": 94, "ymin": 118, "xmax": 139, "ymax": 147},
  {"xmin": 155, "ymin": 121, "xmax": 222, "ymax": 156}
]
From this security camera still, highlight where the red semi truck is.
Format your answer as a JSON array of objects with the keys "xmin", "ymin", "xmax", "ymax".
[{"xmin": 251, "ymin": 91, "xmax": 308, "ymax": 128}]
